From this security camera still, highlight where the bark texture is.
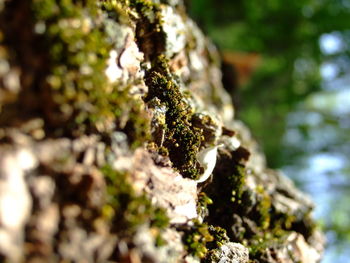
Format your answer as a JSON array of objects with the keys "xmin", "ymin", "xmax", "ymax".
[{"xmin": 0, "ymin": 0, "xmax": 324, "ymax": 262}]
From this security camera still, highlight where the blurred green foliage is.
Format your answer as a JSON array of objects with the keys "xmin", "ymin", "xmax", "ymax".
[{"xmin": 188, "ymin": 0, "xmax": 350, "ymax": 168}]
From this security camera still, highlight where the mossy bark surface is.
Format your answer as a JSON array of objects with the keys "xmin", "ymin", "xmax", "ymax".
[{"xmin": 0, "ymin": 1, "xmax": 324, "ymax": 262}]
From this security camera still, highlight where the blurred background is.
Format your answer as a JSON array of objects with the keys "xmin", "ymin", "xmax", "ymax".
[{"xmin": 188, "ymin": 0, "xmax": 350, "ymax": 262}]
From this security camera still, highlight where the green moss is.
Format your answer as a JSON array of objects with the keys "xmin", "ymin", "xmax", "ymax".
[
  {"xmin": 158, "ymin": 146, "xmax": 169, "ymax": 156},
  {"xmin": 202, "ymin": 226, "xmax": 230, "ymax": 263},
  {"xmin": 130, "ymin": 0, "xmax": 157, "ymax": 12},
  {"xmin": 122, "ymin": 0, "xmax": 203, "ymax": 178},
  {"xmin": 197, "ymin": 192, "xmax": 213, "ymax": 220},
  {"xmin": 192, "ymin": 113, "xmax": 220, "ymax": 145},
  {"xmin": 144, "ymin": 55, "xmax": 203, "ymax": 179},
  {"xmin": 254, "ymin": 185, "xmax": 272, "ymax": 230},
  {"xmin": 202, "ymin": 226, "xmax": 230, "ymax": 262},
  {"xmin": 101, "ymin": 165, "xmax": 169, "ymax": 235},
  {"xmin": 31, "ymin": 0, "xmax": 108, "ymax": 126},
  {"xmin": 183, "ymin": 220, "xmax": 214, "ymax": 259},
  {"xmin": 201, "ymin": 153, "xmax": 305, "ymax": 256},
  {"xmin": 130, "ymin": 0, "xmax": 165, "ymax": 60},
  {"xmin": 120, "ymin": 94, "xmax": 152, "ymax": 149},
  {"xmin": 185, "ymin": 191, "xmax": 229, "ymax": 259},
  {"xmin": 199, "ymin": 146, "xmax": 314, "ymax": 261},
  {"xmin": 199, "ymin": 153, "xmax": 305, "ymax": 260},
  {"xmin": 228, "ymin": 164, "xmax": 246, "ymax": 202},
  {"xmin": 28, "ymin": 0, "xmax": 152, "ymax": 147},
  {"xmin": 200, "ymin": 149, "xmax": 249, "ymax": 238},
  {"xmin": 183, "ymin": 220, "xmax": 229, "ymax": 260},
  {"xmin": 101, "ymin": 0, "xmax": 132, "ymax": 24},
  {"xmin": 237, "ymin": 183, "xmax": 315, "ymax": 262},
  {"xmin": 248, "ymin": 232, "xmax": 293, "ymax": 263},
  {"xmin": 206, "ymin": 225, "xmax": 230, "ymax": 248}
]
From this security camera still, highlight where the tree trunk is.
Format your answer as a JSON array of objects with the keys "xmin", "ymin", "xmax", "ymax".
[{"xmin": 0, "ymin": 0, "xmax": 324, "ymax": 262}]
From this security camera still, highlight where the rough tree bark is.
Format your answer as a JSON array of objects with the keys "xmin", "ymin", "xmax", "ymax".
[{"xmin": 0, "ymin": 0, "xmax": 324, "ymax": 262}]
